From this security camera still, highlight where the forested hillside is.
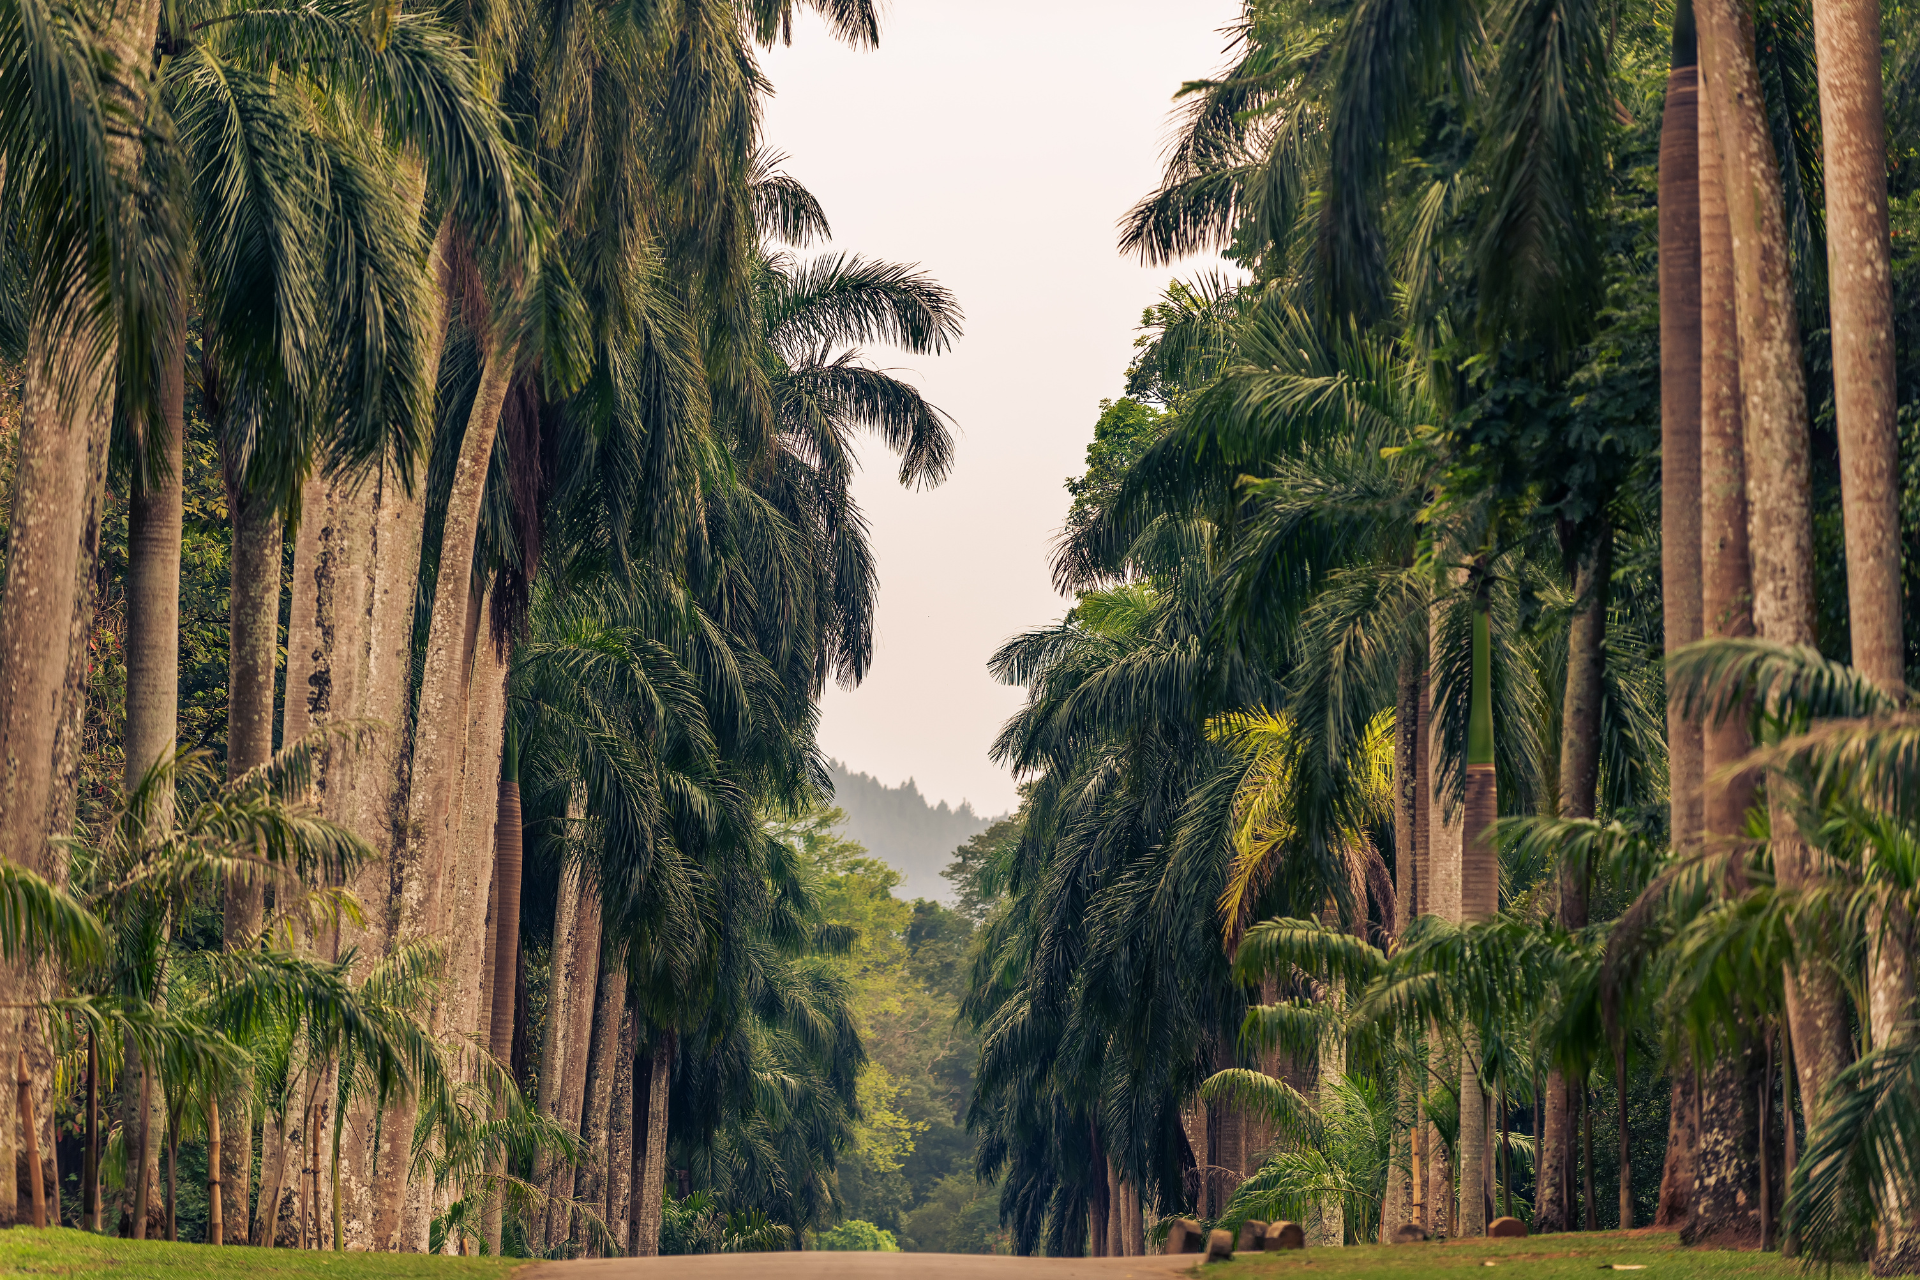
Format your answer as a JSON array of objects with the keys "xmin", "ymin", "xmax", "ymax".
[
  {"xmin": 771, "ymin": 813, "xmax": 1007, "ymax": 1253},
  {"xmin": 825, "ymin": 763, "xmax": 999, "ymax": 902}
]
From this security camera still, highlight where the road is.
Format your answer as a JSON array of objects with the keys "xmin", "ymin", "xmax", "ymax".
[{"xmin": 524, "ymin": 1254, "xmax": 1194, "ymax": 1280}]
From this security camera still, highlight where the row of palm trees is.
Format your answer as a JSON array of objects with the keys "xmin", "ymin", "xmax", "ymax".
[
  {"xmin": 963, "ymin": 0, "xmax": 1920, "ymax": 1264},
  {"xmin": 2, "ymin": 0, "xmax": 959, "ymax": 1255}
]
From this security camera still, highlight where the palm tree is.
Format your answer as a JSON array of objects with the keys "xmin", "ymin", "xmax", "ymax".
[
  {"xmin": 1808, "ymin": 0, "xmax": 1913, "ymax": 1258},
  {"xmin": 1653, "ymin": 5, "xmax": 1702, "ymax": 1225},
  {"xmin": 1696, "ymin": 0, "xmax": 1850, "ymax": 1128}
]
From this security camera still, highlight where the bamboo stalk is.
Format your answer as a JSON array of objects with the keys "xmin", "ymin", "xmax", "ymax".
[{"xmin": 18, "ymin": 1050, "xmax": 44, "ymax": 1228}]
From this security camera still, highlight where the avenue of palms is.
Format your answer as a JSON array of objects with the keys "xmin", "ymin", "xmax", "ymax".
[{"xmin": 4, "ymin": 0, "xmax": 1920, "ymax": 1267}]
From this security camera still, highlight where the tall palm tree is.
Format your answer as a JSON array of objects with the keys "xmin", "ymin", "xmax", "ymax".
[
  {"xmin": 1809, "ymin": 0, "xmax": 1913, "ymax": 1258},
  {"xmin": 1653, "ymin": 4, "xmax": 1702, "ymax": 1227},
  {"xmin": 1696, "ymin": 0, "xmax": 1852, "ymax": 1135}
]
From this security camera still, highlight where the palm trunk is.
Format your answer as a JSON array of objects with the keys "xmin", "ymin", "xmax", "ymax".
[
  {"xmin": 1313, "ymin": 984, "xmax": 1349, "ymax": 1245},
  {"xmin": 1698, "ymin": 75, "xmax": 1758, "ymax": 843},
  {"xmin": 532, "ymin": 862, "xmax": 583, "ymax": 1252},
  {"xmin": 375, "ymin": 338, "xmax": 519, "ymax": 1252},
  {"xmin": 1382, "ymin": 654, "xmax": 1421, "ymax": 1240},
  {"xmin": 606, "ymin": 1006, "xmax": 637, "ymax": 1256},
  {"xmin": 1654, "ymin": 1067, "xmax": 1699, "ymax": 1228},
  {"xmin": 120, "ymin": 311, "xmax": 188, "ymax": 1246},
  {"xmin": 1616, "ymin": 1041, "xmax": 1632, "ymax": 1229},
  {"xmin": 84, "ymin": 1031, "xmax": 99, "ymax": 1231},
  {"xmin": 1683, "ymin": 1052, "xmax": 1760, "ymax": 1246},
  {"xmin": 446, "ymin": 593, "xmax": 508, "ymax": 1053},
  {"xmin": 1454, "ymin": 606, "xmax": 1498, "ymax": 1239},
  {"xmin": 1424, "ymin": 609, "xmax": 1460, "ymax": 1239},
  {"xmin": 1814, "ymin": 0, "xmax": 1902, "ymax": 695},
  {"xmin": 483, "ymin": 757, "xmax": 524, "ymax": 1256},
  {"xmin": 220, "ymin": 478, "xmax": 279, "ymax": 1241},
  {"xmin": 1661, "ymin": 3, "xmax": 1705, "ymax": 854},
  {"xmin": 1698, "ymin": 0, "xmax": 1852, "ymax": 1123},
  {"xmin": 630, "ymin": 1034, "xmax": 672, "ymax": 1257},
  {"xmin": 545, "ymin": 885, "xmax": 604, "ymax": 1250},
  {"xmin": 1088, "ymin": 1124, "xmax": 1109, "ymax": 1256},
  {"xmin": 1412, "ymin": 672, "xmax": 1432, "ymax": 1233},
  {"xmin": 576, "ymin": 945, "xmax": 628, "ymax": 1254},
  {"xmin": 1811, "ymin": 0, "xmax": 1916, "ymax": 1256},
  {"xmin": 330, "ymin": 224, "xmax": 450, "ymax": 1254}
]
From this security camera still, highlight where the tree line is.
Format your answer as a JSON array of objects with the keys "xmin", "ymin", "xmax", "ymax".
[
  {"xmin": 957, "ymin": 0, "xmax": 1920, "ymax": 1266},
  {"xmin": 0, "ymin": 0, "xmax": 963, "ymax": 1256}
]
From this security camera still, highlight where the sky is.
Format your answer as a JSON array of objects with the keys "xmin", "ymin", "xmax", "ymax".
[{"xmin": 760, "ymin": 0, "xmax": 1244, "ymax": 818}]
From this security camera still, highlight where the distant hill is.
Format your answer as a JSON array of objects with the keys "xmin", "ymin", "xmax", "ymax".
[{"xmin": 826, "ymin": 761, "xmax": 998, "ymax": 902}]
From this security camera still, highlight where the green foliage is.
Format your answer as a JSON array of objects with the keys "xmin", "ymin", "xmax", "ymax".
[
  {"xmin": 770, "ymin": 809, "xmax": 985, "ymax": 1246},
  {"xmin": 814, "ymin": 1218, "xmax": 900, "ymax": 1251},
  {"xmin": 1062, "ymin": 397, "xmax": 1167, "ymax": 545}
]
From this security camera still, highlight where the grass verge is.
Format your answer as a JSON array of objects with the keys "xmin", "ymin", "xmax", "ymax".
[
  {"xmin": 0, "ymin": 1227, "xmax": 526, "ymax": 1277},
  {"xmin": 1198, "ymin": 1230, "xmax": 1865, "ymax": 1279}
]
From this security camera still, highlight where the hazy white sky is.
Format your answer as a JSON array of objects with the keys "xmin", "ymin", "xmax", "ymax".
[{"xmin": 760, "ymin": 0, "xmax": 1243, "ymax": 817}]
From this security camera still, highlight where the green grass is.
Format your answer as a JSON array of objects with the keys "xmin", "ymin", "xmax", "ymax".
[
  {"xmin": 0, "ymin": 1228, "xmax": 528, "ymax": 1277},
  {"xmin": 1200, "ymin": 1231, "xmax": 1865, "ymax": 1280}
]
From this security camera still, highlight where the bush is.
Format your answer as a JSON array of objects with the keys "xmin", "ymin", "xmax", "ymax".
[{"xmin": 815, "ymin": 1219, "xmax": 900, "ymax": 1251}]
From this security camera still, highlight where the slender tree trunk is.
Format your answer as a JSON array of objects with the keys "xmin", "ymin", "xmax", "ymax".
[
  {"xmin": 1424, "ymin": 615, "xmax": 1459, "ymax": 1239},
  {"xmin": 120, "ymin": 310, "xmax": 187, "ymax": 1245},
  {"xmin": 1698, "ymin": 77, "xmax": 1758, "ymax": 846},
  {"xmin": 1455, "ymin": 607, "xmax": 1498, "ymax": 1239},
  {"xmin": 533, "ymin": 852, "xmax": 590, "ymax": 1252},
  {"xmin": 1814, "ymin": 0, "xmax": 1902, "ymax": 695},
  {"xmin": 576, "ymin": 944, "xmax": 628, "ymax": 1254},
  {"xmin": 1382, "ymin": 654, "xmax": 1421, "ymax": 1241},
  {"xmin": 1088, "ymin": 1124, "xmax": 1110, "ymax": 1256},
  {"xmin": 1412, "ymin": 674, "xmax": 1431, "ymax": 1233},
  {"xmin": 84, "ymin": 1031, "xmax": 98, "ymax": 1232},
  {"xmin": 1661, "ymin": 3, "xmax": 1705, "ymax": 855},
  {"xmin": 1313, "ymin": 983, "xmax": 1349, "ymax": 1246},
  {"xmin": 1616, "ymin": 1041, "xmax": 1632, "ymax": 1229},
  {"xmin": 606, "ymin": 1006, "xmax": 637, "ymax": 1256},
  {"xmin": 208, "ymin": 1098, "xmax": 223, "ymax": 1245},
  {"xmin": 1812, "ymin": 0, "xmax": 1916, "ymax": 1257},
  {"xmin": 483, "ymin": 763, "xmax": 523, "ymax": 1256},
  {"xmin": 1698, "ymin": 0, "xmax": 1852, "ymax": 1123},
  {"xmin": 630, "ymin": 1035, "xmax": 672, "ymax": 1257},
  {"xmin": 1583, "ymin": 1088, "xmax": 1596, "ymax": 1230},
  {"xmin": 220, "ymin": 479, "xmax": 279, "ymax": 1242},
  {"xmin": 545, "ymin": 886, "xmax": 604, "ymax": 1250}
]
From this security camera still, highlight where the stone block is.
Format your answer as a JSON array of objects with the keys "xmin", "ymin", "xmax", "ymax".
[
  {"xmin": 1262, "ymin": 1220, "xmax": 1305, "ymax": 1250},
  {"xmin": 1236, "ymin": 1220, "xmax": 1268, "ymax": 1252},
  {"xmin": 1205, "ymin": 1228, "xmax": 1234, "ymax": 1262},
  {"xmin": 1391, "ymin": 1222, "xmax": 1430, "ymax": 1244},
  {"xmin": 1487, "ymin": 1216, "xmax": 1527, "ymax": 1238},
  {"xmin": 1167, "ymin": 1218, "xmax": 1206, "ymax": 1254}
]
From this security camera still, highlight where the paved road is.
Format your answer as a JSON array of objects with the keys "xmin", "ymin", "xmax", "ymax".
[{"xmin": 525, "ymin": 1254, "xmax": 1193, "ymax": 1280}]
